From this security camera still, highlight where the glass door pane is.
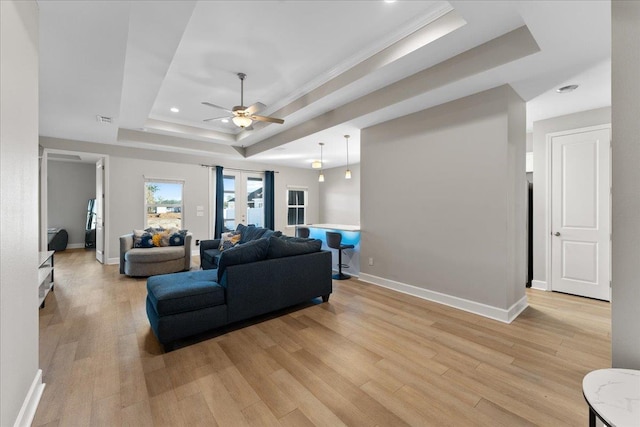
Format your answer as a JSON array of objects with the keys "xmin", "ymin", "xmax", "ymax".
[
  {"xmin": 223, "ymin": 175, "xmax": 236, "ymax": 231},
  {"xmin": 246, "ymin": 175, "xmax": 264, "ymax": 227}
]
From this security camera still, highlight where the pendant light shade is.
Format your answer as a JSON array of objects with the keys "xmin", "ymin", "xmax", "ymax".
[
  {"xmin": 344, "ymin": 135, "xmax": 352, "ymax": 179},
  {"xmin": 318, "ymin": 142, "xmax": 325, "ymax": 182}
]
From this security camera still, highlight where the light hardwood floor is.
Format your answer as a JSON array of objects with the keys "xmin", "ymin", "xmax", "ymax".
[{"xmin": 33, "ymin": 249, "xmax": 611, "ymax": 426}]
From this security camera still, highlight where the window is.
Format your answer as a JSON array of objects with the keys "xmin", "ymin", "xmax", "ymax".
[
  {"xmin": 145, "ymin": 180, "xmax": 183, "ymax": 229},
  {"xmin": 287, "ymin": 188, "xmax": 307, "ymax": 226}
]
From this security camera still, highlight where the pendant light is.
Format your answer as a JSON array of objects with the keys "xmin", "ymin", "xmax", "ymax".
[
  {"xmin": 344, "ymin": 134, "xmax": 352, "ymax": 179},
  {"xmin": 318, "ymin": 142, "xmax": 325, "ymax": 182}
]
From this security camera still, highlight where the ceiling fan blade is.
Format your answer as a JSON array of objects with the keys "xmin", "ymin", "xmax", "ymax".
[
  {"xmin": 251, "ymin": 114, "xmax": 284, "ymax": 125},
  {"xmin": 203, "ymin": 116, "xmax": 231, "ymax": 122},
  {"xmin": 201, "ymin": 102, "xmax": 233, "ymax": 114},
  {"xmin": 246, "ymin": 102, "xmax": 266, "ymax": 115}
]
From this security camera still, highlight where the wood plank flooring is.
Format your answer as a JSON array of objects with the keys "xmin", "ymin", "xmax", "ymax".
[{"xmin": 34, "ymin": 249, "xmax": 611, "ymax": 426}]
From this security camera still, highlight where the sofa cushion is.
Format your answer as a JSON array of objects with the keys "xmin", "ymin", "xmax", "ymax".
[
  {"xmin": 266, "ymin": 236, "xmax": 322, "ymax": 259},
  {"xmin": 218, "ymin": 238, "xmax": 269, "ymax": 282},
  {"xmin": 125, "ymin": 246, "xmax": 184, "ymax": 263},
  {"xmin": 202, "ymin": 248, "xmax": 222, "ymax": 268},
  {"xmin": 240, "ymin": 225, "xmax": 268, "ymax": 243},
  {"xmin": 147, "ymin": 270, "xmax": 224, "ymax": 316}
]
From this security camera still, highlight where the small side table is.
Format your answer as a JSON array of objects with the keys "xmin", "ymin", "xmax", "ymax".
[{"xmin": 582, "ymin": 368, "xmax": 640, "ymax": 427}]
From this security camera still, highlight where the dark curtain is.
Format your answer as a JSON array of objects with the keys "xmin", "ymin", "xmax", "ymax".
[
  {"xmin": 214, "ymin": 166, "xmax": 224, "ymax": 238},
  {"xmin": 264, "ymin": 171, "xmax": 275, "ymax": 230}
]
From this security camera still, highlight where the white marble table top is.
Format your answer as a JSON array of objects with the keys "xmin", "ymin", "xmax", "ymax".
[{"xmin": 583, "ymin": 368, "xmax": 640, "ymax": 426}]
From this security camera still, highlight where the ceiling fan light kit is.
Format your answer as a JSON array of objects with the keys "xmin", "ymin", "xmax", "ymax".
[{"xmin": 202, "ymin": 73, "xmax": 284, "ymax": 129}]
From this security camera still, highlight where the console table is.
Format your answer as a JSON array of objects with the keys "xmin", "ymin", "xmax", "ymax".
[
  {"xmin": 582, "ymin": 368, "xmax": 640, "ymax": 427},
  {"xmin": 38, "ymin": 250, "xmax": 54, "ymax": 308}
]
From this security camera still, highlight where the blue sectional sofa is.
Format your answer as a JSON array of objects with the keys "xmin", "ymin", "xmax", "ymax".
[{"xmin": 146, "ymin": 236, "xmax": 332, "ymax": 348}]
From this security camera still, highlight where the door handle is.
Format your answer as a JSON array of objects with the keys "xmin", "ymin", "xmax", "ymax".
[{"xmin": 554, "ymin": 232, "xmax": 561, "ymax": 236}]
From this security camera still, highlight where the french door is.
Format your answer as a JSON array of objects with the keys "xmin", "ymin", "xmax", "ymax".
[{"xmin": 220, "ymin": 171, "xmax": 265, "ymax": 232}]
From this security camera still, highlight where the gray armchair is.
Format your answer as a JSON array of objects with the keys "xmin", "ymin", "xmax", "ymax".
[{"xmin": 120, "ymin": 233, "xmax": 192, "ymax": 277}]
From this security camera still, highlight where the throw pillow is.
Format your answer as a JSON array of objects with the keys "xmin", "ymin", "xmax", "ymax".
[
  {"xmin": 219, "ymin": 232, "xmax": 241, "ymax": 251},
  {"xmin": 140, "ymin": 233, "xmax": 154, "ymax": 248},
  {"xmin": 217, "ymin": 238, "xmax": 269, "ymax": 282},
  {"xmin": 266, "ymin": 236, "xmax": 322, "ymax": 259},
  {"xmin": 169, "ymin": 233, "xmax": 185, "ymax": 246},
  {"xmin": 132, "ymin": 229, "xmax": 146, "ymax": 248},
  {"xmin": 152, "ymin": 231, "xmax": 170, "ymax": 247}
]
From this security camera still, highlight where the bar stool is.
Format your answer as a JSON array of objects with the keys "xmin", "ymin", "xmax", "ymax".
[
  {"xmin": 296, "ymin": 226, "xmax": 310, "ymax": 238},
  {"xmin": 326, "ymin": 231, "xmax": 354, "ymax": 280}
]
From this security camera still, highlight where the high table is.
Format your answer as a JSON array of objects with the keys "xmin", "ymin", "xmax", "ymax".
[
  {"xmin": 306, "ymin": 224, "xmax": 360, "ymax": 277},
  {"xmin": 582, "ymin": 368, "xmax": 640, "ymax": 427}
]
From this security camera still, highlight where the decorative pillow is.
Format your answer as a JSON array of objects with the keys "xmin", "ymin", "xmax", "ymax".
[
  {"xmin": 266, "ymin": 236, "xmax": 322, "ymax": 259},
  {"xmin": 169, "ymin": 233, "xmax": 185, "ymax": 246},
  {"xmin": 152, "ymin": 231, "xmax": 170, "ymax": 247},
  {"xmin": 140, "ymin": 233, "xmax": 154, "ymax": 248},
  {"xmin": 166, "ymin": 227, "xmax": 188, "ymax": 237},
  {"xmin": 132, "ymin": 229, "xmax": 146, "ymax": 248},
  {"xmin": 217, "ymin": 238, "xmax": 269, "ymax": 282},
  {"xmin": 219, "ymin": 232, "xmax": 241, "ymax": 251}
]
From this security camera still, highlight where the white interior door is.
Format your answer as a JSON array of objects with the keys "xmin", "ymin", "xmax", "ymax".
[
  {"xmin": 220, "ymin": 171, "xmax": 264, "ymax": 231},
  {"xmin": 551, "ymin": 127, "xmax": 610, "ymax": 300},
  {"xmin": 95, "ymin": 158, "xmax": 104, "ymax": 263}
]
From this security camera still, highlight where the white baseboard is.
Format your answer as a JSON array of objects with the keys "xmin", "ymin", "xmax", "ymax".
[
  {"xmin": 66, "ymin": 243, "xmax": 85, "ymax": 249},
  {"xmin": 358, "ymin": 273, "xmax": 528, "ymax": 324},
  {"xmin": 13, "ymin": 369, "xmax": 45, "ymax": 427},
  {"xmin": 531, "ymin": 279, "xmax": 549, "ymax": 291},
  {"xmin": 106, "ymin": 257, "xmax": 119, "ymax": 265}
]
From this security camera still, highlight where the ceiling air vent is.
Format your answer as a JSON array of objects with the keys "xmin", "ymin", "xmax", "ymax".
[{"xmin": 96, "ymin": 115, "xmax": 112, "ymax": 124}]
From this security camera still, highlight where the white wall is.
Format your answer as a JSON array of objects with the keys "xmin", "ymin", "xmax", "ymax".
[
  {"xmin": 531, "ymin": 107, "xmax": 611, "ymax": 288},
  {"xmin": 0, "ymin": 1, "xmax": 41, "ymax": 426},
  {"xmin": 611, "ymin": 0, "xmax": 640, "ymax": 369},
  {"xmin": 38, "ymin": 137, "xmax": 322, "ymax": 261},
  {"xmin": 318, "ymin": 164, "xmax": 360, "ymax": 225},
  {"xmin": 47, "ymin": 161, "xmax": 96, "ymax": 246},
  {"xmin": 360, "ymin": 85, "xmax": 526, "ymax": 320}
]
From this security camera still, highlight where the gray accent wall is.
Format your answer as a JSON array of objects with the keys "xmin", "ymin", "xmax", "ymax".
[
  {"xmin": 319, "ymin": 164, "xmax": 360, "ymax": 225},
  {"xmin": 360, "ymin": 85, "xmax": 526, "ymax": 311},
  {"xmin": 531, "ymin": 107, "xmax": 611, "ymax": 286},
  {"xmin": 47, "ymin": 160, "xmax": 96, "ymax": 246},
  {"xmin": 0, "ymin": 1, "xmax": 40, "ymax": 425},
  {"xmin": 612, "ymin": 0, "xmax": 640, "ymax": 369}
]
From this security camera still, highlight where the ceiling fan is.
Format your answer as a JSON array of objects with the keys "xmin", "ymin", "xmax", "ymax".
[{"xmin": 202, "ymin": 73, "xmax": 284, "ymax": 130}]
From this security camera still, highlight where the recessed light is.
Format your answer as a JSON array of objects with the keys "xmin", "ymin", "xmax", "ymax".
[
  {"xmin": 384, "ymin": 0, "xmax": 396, "ymax": 3},
  {"xmin": 221, "ymin": 119, "xmax": 229, "ymax": 123},
  {"xmin": 170, "ymin": 107, "xmax": 180, "ymax": 113},
  {"xmin": 556, "ymin": 84, "xmax": 579, "ymax": 94}
]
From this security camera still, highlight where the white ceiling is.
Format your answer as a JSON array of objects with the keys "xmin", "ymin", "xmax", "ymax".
[{"xmin": 38, "ymin": 0, "xmax": 611, "ymax": 170}]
